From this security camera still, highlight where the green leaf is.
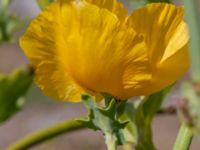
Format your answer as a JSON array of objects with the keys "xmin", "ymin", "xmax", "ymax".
[
  {"xmin": 79, "ymin": 95, "xmax": 128, "ymax": 145},
  {"xmin": 0, "ymin": 0, "xmax": 11, "ymax": 11},
  {"xmin": 0, "ymin": 0, "xmax": 21, "ymax": 43},
  {"xmin": 0, "ymin": 67, "xmax": 33, "ymax": 123},
  {"xmin": 36, "ymin": 0, "xmax": 54, "ymax": 10},
  {"xmin": 119, "ymin": 102, "xmax": 138, "ymax": 145},
  {"xmin": 122, "ymin": 86, "xmax": 172, "ymax": 150},
  {"xmin": 182, "ymin": 1, "xmax": 200, "ymax": 82}
]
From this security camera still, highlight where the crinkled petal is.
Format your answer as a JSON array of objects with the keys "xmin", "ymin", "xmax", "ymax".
[
  {"xmin": 127, "ymin": 3, "xmax": 187, "ymax": 65},
  {"xmin": 20, "ymin": 1, "xmax": 189, "ymax": 101},
  {"xmin": 123, "ymin": 46, "xmax": 190, "ymax": 96},
  {"xmin": 85, "ymin": 0, "xmax": 128, "ymax": 21},
  {"xmin": 20, "ymin": 1, "xmax": 149, "ymax": 101},
  {"xmin": 153, "ymin": 45, "xmax": 190, "ymax": 91},
  {"xmin": 125, "ymin": 3, "xmax": 190, "ymax": 95},
  {"xmin": 20, "ymin": 3, "xmax": 84, "ymax": 102},
  {"xmin": 59, "ymin": 1, "xmax": 150, "ymax": 99},
  {"xmin": 35, "ymin": 61, "xmax": 84, "ymax": 102}
]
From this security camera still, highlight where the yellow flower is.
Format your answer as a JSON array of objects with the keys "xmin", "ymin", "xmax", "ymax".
[{"xmin": 20, "ymin": 0, "xmax": 190, "ymax": 102}]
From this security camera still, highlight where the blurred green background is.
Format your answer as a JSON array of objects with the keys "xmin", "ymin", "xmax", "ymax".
[{"xmin": 1, "ymin": 0, "xmax": 200, "ymax": 150}]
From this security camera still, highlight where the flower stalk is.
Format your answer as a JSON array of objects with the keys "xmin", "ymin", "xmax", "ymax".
[
  {"xmin": 105, "ymin": 132, "xmax": 117, "ymax": 150},
  {"xmin": 7, "ymin": 120, "xmax": 84, "ymax": 150},
  {"xmin": 182, "ymin": 0, "xmax": 200, "ymax": 82},
  {"xmin": 173, "ymin": 124, "xmax": 193, "ymax": 150}
]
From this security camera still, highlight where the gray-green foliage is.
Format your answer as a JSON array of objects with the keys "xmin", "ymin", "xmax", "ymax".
[
  {"xmin": 134, "ymin": 88, "xmax": 171, "ymax": 150},
  {"xmin": 79, "ymin": 86, "xmax": 171, "ymax": 149},
  {"xmin": 120, "ymin": 86, "xmax": 172, "ymax": 150},
  {"xmin": 0, "ymin": 68, "xmax": 33, "ymax": 123},
  {"xmin": 79, "ymin": 95, "xmax": 128, "ymax": 145}
]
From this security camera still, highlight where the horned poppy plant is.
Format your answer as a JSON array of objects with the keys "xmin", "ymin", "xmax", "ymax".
[{"xmin": 20, "ymin": 0, "xmax": 190, "ymax": 102}]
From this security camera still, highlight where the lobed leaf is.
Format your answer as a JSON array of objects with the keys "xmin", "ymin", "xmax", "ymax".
[
  {"xmin": 0, "ymin": 68, "xmax": 33, "ymax": 123},
  {"xmin": 79, "ymin": 95, "xmax": 128, "ymax": 145}
]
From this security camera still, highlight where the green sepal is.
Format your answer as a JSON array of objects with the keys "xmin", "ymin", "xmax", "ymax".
[
  {"xmin": 79, "ymin": 95, "xmax": 128, "ymax": 145},
  {"xmin": 0, "ymin": 67, "xmax": 33, "ymax": 123}
]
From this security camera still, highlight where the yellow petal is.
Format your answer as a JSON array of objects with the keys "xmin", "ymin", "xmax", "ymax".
[
  {"xmin": 20, "ymin": 1, "xmax": 190, "ymax": 102},
  {"xmin": 20, "ymin": 1, "xmax": 145, "ymax": 101},
  {"xmin": 153, "ymin": 45, "xmax": 190, "ymax": 92},
  {"xmin": 85, "ymin": 0, "xmax": 128, "ymax": 21},
  {"xmin": 161, "ymin": 22, "xmax": 189, "ymax": 62},
  {"xmin": 20, "ymin": 2, "xmax": 84, "ymax": 102},
  {"xmin": 59, "ymin": 1, "xmax": 149, "ymax": 100},
  {"xmin": 35, "ymin": 61, "xmax": 84, "ymax": 102},
  {"xmin": 123, "ymin": 46, "xmax": 190, "ymax": 96},
  {"xmin": 127, "ymin": 3, "xmax": 186, "ymax": 65},
  {"xmin": 126, "ymin": 3, "xmax": 190, "ymax": 95}
]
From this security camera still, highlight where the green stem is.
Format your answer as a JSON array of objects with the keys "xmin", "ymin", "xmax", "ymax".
[
  {"xmin": 7, "ymin": 120, "xmax": 84, "ymax": 150},
  {"xmin": 182, "ymin": 0, "xmax": 200, "ymax": 82},
  {"xmin": 105, "ymin": 133, "xmax": 117, "ymax": 150},
  {"xmin": 122, "ymin": 144, "xmax": 133, "ymax": 150},
  {"xmin": 173, "ymin": 124, "xmax": 193, "ymax": 150}
]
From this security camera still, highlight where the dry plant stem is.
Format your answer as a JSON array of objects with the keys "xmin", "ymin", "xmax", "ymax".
[
  {"xmin": 7, "ymin": 120, "xmax": 84, "ymax": 150},
  {"xmin": 157, "ymin": 106, "xmax": 177, "ymax": 115},
  {"xmin": 173, "ymin": 124, "xmax": 193, "ymax": 150}
]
